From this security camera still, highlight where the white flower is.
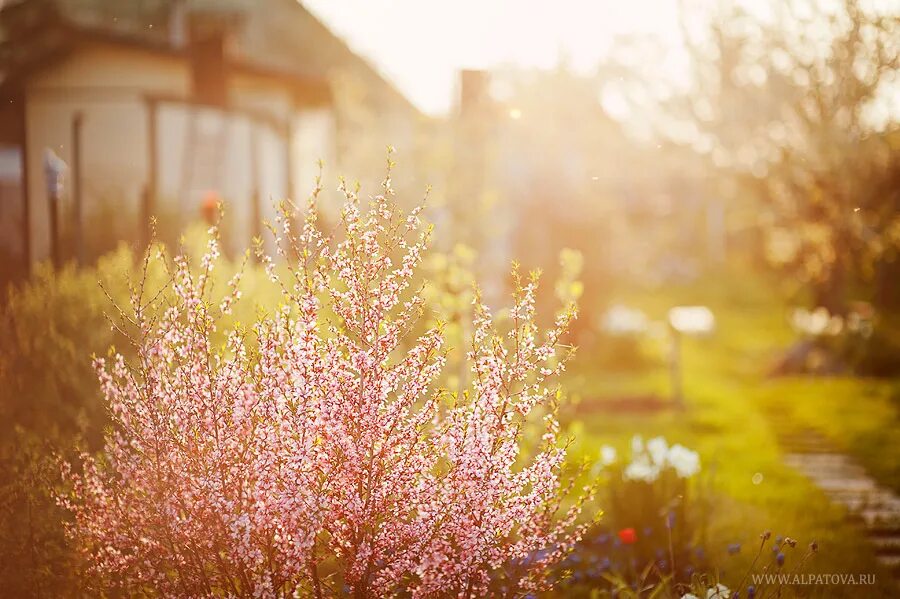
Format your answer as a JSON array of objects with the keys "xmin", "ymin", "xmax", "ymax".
[
  {"xmin": 600, "ymin": 446, "xmax": 617, "ymax": 466},
  {"xmin": 707, "ymin": 583, "xmax": 731, "ymax": 599},
  {"xmin": 647, "ymin": 436, "xmax": 669, "ymax": 465},
  {"xmin": 624, "ymin": 458, "xmax": 659, "ymax": 482},
  {"xmin": 631, "ymin": 435, "xmax": 644, "ymax": 454},
  {"xmin": 668, "ymin": 444, "xmax": 701, "ymax": 478},
  {"xmin": 681, "ymin": 594, "xmax": 700, "ymax": 599}
]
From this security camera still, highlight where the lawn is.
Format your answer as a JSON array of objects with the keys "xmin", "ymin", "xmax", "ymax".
[{"xmin": 559, "ymin": 271, "xmax": 900, "ymax": 597}]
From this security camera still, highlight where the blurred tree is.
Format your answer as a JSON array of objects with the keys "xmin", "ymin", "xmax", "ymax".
[
  {"xmin": 483, "ymin": 65, "xmax": 720, "ymax": 340},
  {"xmin": 667, "ymin": 0, "xmax": 900, "ymax": 311}
]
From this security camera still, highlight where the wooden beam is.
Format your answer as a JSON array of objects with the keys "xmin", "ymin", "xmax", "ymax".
[
  {"xmin": 284, "ymin": 118, "xmax": 294, "ymax": 203},
  {"xmin": 19, "ymin": 93, "xmax": 30, "ymax": 275},
  {"xmin": 142, "ymin": 96, "xmax": 158, "ymax": 248},
  {"xmin": 71, "ymin": 111, "xmax": 84, "ymax": 265}
]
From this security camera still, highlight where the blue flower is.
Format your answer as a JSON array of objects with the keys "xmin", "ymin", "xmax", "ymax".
[
  {"xmin": 728, "ymin": 543, "xmax": 741, "ymax": 555},
  {"xmin": 747, "ymin": 585, "xmax": 756, "ymax": 598},
  {"xmin": 776, "ymin": 552, "xmax": 785, "ymax": 567}
]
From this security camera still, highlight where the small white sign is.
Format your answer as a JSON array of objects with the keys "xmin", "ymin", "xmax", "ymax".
[{"xmin": 668, "ymin": 306, "xmax": 715, "ymax": 335}]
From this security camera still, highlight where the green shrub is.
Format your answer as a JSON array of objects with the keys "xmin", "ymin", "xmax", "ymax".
[
  {"xmin": 0, "ymin": 428, "xmax": 77, "ymax": 596},
  {"xmin": 0, "ymin": 227, "xmax": 282, "ymax": 593},
  {"xmin": 0, "ymin": 247, "xmax": 136, "ymax": 448}
]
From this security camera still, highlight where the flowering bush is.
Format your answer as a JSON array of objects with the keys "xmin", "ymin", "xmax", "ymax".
[{"xmin": 60, "ymin": 165, "xmax": 592, "ymax": 597}]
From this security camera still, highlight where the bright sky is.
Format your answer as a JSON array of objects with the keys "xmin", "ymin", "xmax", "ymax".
[{"xmin": 302, "ymin": 0, "xmax": 689, "ymax": 115}]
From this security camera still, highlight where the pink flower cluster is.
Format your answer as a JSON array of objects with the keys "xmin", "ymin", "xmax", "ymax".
[{"xmin": 61, "ymin": 169, "xmax": 589, "ymax": 597}]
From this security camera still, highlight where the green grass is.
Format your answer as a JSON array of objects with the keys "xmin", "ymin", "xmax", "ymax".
[{"xmin": 559, "ymin": 271, "xmax": 900, "ymax": 597}]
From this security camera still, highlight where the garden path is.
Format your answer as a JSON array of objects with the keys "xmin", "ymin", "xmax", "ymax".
[{"xmin": 777, "ymin": 425, "xmax": 900, "ymax": 586}]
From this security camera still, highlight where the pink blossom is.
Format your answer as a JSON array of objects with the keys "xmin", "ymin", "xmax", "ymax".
[{"xmin": 62, "ymin": 166, "xmax": 590, "ymax": 597}]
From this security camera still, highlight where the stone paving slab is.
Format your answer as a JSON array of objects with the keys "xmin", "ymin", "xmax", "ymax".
[
  {"xmin": 871, "ymin": 537, "xmax": 900, "ymax": 554},
  {"xmin": 877, "ymin": 555, "xmax": 900, "ymax": 570},
  {"xmin": 857, "ymin": 509, "xmax": 900, "ymax": 527},
  {"xmin": 831, "ymin": 495, "xmax": 900, "ymax": 513}
]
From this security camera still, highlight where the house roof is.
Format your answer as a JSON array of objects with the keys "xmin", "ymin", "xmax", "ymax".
[{"xmin": 0, "ymin": 0, "xmax": 418, "ymax": 114}]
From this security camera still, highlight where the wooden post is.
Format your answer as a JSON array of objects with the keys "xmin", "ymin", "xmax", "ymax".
[
  {"xmin": 71, "ymin": 111, "xmax": 84, "ymax": 265},
  {"xmin": 19, "ymin": 94, "xmax": 31, "ymax": 275},
  {"xmin": 142, "ymin": 97, "xmax": 158, "ymax": 248},
  {"xmin": 669, "ymin": 325, "xmax": 684, "ymax": 408},
  {"xmin": 250, "ymin": 125, "xmax": 261, "ymax": 249},
  {"xmin": 47, "ymin": 181, "xmax": 60, "ymax": 269},
  {"xmin": 43, "ymin": 149, "xmax": 63, "ymax": 269},
  {"xmin": 284, "ymin": 118, "xmax": 294, "ymax": 204}
]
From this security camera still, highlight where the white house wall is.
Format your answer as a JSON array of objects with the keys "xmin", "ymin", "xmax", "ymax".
[
  {"xmin": 292, "ymin": 107, "xmax": 336, "ymax": 204},
  {"xmin": 24, "ymin": 41, "xmax": 189, "ymax": 263},
  {"xmin": 22, "ymin": 41, "xmax": 339, "ymax": 264},
  {"xmin": 255, "ymin": 119, "xmax": 288, "ymax": 254}
]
